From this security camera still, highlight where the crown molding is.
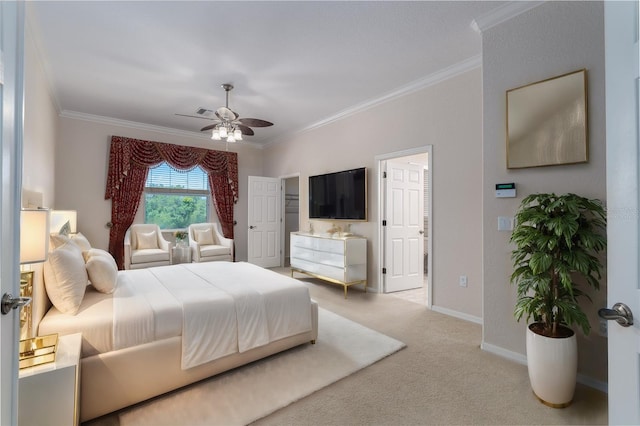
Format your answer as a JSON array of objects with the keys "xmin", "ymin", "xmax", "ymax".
[
  {"xmin": 470, "ymin": 1, "xmax": 545, "ymax": 34},
  {"xmin": 264, "ymin": 54, "xmax": 482, "ymax": 147},
  {"xmin": 59, "ymin": 110, "xmax": 264, "ymax": 148}
]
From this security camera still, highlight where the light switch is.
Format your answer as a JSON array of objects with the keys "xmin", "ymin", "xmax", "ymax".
[{"xmin": 498, "ymin": 216, "xmax": 514, "ymax": 231}]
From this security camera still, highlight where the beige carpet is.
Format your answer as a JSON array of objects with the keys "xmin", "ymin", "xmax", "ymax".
[
  {"xmin": 253, "ymin": 272, "xmax": 608, "ymax": 425},
  {"xmin": 85, "ymin": 308, "xmax": 405, "ymax": 426}
]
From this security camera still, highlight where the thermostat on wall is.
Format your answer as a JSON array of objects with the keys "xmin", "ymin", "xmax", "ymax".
[{"xmin": 496, "ymin": 183, "xmax": 516, "ymax": 198}]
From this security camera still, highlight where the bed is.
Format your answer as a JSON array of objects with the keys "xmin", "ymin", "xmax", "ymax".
[{"xmin": 33, "ymin": 238, "xmax": 318, "ymax": 422}]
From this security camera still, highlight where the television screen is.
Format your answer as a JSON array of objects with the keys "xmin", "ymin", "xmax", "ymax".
[{"xmin": 309, "ymin": 167, "xmax": 367, "ymax": 220}]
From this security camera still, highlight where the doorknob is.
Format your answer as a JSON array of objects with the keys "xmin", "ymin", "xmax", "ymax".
[
  {"xmin": 249, "ymin": 225, "xmax": 255, "ymax": 229},
  {"xmin": 1, "ymin": 293, "xmax": 32, "ymax": 315},
  {"xmin": 419, "ymin": 230, "xmax": 424, "ymax": 235},
  {"xmin": 598, "ymin": 302, "xmax": 634, "ymax": 327}
]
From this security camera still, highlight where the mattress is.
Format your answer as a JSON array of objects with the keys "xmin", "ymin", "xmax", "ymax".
[{"xmin": 38, "ymin": 286, "xmax": 117, "ymax": 356}]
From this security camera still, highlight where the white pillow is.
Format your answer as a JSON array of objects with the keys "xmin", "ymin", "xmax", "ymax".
[
  {"xmin": 70, "ymin": 232, "xmax": 92, "ymax": 251},
  {"xmin": 195, "ymin": 228, "xmax": 214, "ymax": 245},
  {"xmin": 85, "ymin": 255, "xmax": 117, "ymax": 294},
  {"xmin": 136, "ymin": 230, "xmax": 158, "ymax": 250},
  {"xmin": 50, "ymin": 233, "xmax": 71, "ymax": 249},
  {"xmin": 43, "ymin": 242, "xmax": 88, "ymax": 315},
  {"xmin": 83, "ymin": 248, "xmax": 117, "ymax": 270}
]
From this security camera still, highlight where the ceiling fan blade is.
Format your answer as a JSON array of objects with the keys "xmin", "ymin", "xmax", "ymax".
[
  {"xmin": 237, "ymin": 118, "xmax": 273, "ymax": 127},
  {"xmin": 175, "ymin": 113, "xmax": 215, "ymax": 121},
  {"xmin": 236, "ymin": 124, "xmax": 255, "ymax": 136},
  {"xmin": 215, "ymin": 107, "xmax": 239, "ymax": 121},
  {"xmin": 200, "ymin": 121, "xmax": 223, "ymax": 132}
]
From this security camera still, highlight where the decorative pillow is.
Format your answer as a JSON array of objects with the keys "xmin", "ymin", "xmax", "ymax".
[
  {"xmin": 43, "ymin": 242, "xmax": 88, "ymax": 315},
  {"xmin": 85, "ymin": 255, "xmax": 117, "ymax": 294},
  {"xmin": 195, "ymin": 228, "xmax": 215, "ymax": 245},
  {"xmin": 70, "ymin": 232, "xmax": 92, "ymax": 251},
  {"xmin": 59, "ymin": 220, "xmax": 71, "ymax": 236},
  {"xmin": 136, "ymin": 230, "xmax": 158, "ymax": 250},
  {"xmin": 50, "ymin": 233, "xmax": 71, "ymax": 249},
  {"xmin": 83, "ymin": 248, "xmax": 117, "ymax": 270}
]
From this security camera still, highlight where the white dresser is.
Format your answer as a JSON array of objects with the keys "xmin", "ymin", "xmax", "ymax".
[{"xmin": 290, "ymin": 232, "xmax": 367, "ymax": 298}]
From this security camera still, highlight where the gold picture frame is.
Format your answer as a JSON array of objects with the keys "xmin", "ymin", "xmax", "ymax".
[{"xmin": 506, "ymin": 69, "xmax": 588, "ymax": 169}]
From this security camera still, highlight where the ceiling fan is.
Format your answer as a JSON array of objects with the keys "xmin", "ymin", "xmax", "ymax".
[{"xmin": 176, "ymin": 84, "xmax": 273, "ymax": 142}]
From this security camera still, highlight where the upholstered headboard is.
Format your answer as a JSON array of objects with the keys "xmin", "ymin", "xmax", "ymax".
[{"xmin": 32, "ymin": 263, "xmax": 52, "ymax": 338}]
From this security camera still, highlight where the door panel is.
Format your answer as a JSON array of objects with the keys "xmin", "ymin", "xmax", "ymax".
[
  {"xmin": 384, "ymin": 161, "xmax": 424, "ymax": 292},
  {"xmin": 604, "ymin": 1, "xmax": 640, "ymax": 423},
  {"xmin": 0, "ymin": 2, "xmax": 24, "ymax": 423},
  {"xmin": 247, "ymin": 176, "xmax": 281, "ymax": 268}
]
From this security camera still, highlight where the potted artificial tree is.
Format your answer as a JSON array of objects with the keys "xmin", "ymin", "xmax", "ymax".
[{"xmin": 510, "ymin": 193, "xmax": 606, "ymax": 407}]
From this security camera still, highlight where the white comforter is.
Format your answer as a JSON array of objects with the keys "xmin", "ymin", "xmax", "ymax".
[{"xmin": 113, "ymin": 262, "xmax": 312, "ymax": 369}]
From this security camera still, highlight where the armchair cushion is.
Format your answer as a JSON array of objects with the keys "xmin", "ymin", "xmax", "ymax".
[
  {"xmin": 195, "ymin": 228, "xmax": 215, "ymax": 245},
  {"xmin": 131, "ymin": 248, "xmax": 170, "ymax": 264},
  {"xmin": 200, "ymin": 245, "xmax": 232, "ymax": 257},
  {"xmin": 136, "ymin": 230, "xmax": 159, "ymax": 250}
]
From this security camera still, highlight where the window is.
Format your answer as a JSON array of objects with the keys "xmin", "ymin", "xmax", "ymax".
[{"xmin": 144, "ymin": 163, "xmax": 209, "ymax": 229}]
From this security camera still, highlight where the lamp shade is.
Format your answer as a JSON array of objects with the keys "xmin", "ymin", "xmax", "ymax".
[
  {"xmin": 50, "ymin": 210, "xmax": 77, "ymax": 234},
  {"xmin": 20, "ymin": 209, "xmax": 50, "ymax": 265}
]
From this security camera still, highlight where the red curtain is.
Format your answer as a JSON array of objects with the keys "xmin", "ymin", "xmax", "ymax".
[{"xmin": 105, "ymin": 136, "xmax": 238, "ymax": 269}]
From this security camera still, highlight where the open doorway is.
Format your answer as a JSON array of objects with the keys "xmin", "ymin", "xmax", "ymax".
[
  {"xmin": 377, "ymin": 146, "xmax": 432, "ymax": 307},
  {"xmin": 282, "ymin": 175, "xmax": 300, "ymax": 267}
]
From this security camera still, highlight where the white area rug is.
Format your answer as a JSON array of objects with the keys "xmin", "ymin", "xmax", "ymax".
[{"xmin": 101, "ymin": 308, "xmax": 405, "ymax": 426}]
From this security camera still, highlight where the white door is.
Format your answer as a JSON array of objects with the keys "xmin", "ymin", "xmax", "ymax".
[
  {"xmin": 247, "ymin": 176, "xmax": 281, "ymax": 268},
  {"xmin": 383, "ymin": 161, "xmax": 424, "ymax": 292},
  {"xmin": 0, "ymin": 1, "xmax": 25, "ymax": 424},
  {"xmin": 603, "ymin": 1, "xmax": 640, "ymax": 424}
]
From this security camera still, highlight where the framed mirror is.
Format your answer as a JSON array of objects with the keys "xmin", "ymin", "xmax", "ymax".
[{"xmin": 506, "ymin": 69, "xmax": 588, "ymax": 169}]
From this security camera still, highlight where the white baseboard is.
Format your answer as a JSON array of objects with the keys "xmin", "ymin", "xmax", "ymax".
[
  {"xmin": 431, "ymin": 305, "xmax": 482, "ymax": 325},
  {"xmin": 481, "ymin": 342, "xmax": 608, "ymax": 394},
  {"xmin": 481, "ymin": 342, "xmax": 528, "ymax": 365}
]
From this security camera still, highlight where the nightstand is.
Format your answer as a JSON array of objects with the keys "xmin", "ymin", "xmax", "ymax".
[{"xmin": 19, "ymin": 333, "xmax": 82, "ymax": 426}]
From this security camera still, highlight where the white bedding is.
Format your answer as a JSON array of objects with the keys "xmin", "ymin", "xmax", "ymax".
[{"xmin": 40, "ymin": 261, "xmax": 313, "ymax": 370}]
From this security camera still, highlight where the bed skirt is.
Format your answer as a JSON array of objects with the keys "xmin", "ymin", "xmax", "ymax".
[{"xmin": 81, "ymin": 300, "xmax": 318, "ymax": 422}]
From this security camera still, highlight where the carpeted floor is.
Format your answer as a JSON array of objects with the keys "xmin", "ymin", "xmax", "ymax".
[{"xmin": 253, "ymin": 270, "xmax": 608, "ymax": 425}]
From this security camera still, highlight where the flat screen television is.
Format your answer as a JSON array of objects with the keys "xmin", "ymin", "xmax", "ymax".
[{"xmin": 309, "ymin": 167, "xmax": 367, "ymax": 221}]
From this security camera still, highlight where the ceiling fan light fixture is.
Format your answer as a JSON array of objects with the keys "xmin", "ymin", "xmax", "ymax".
[
  {"xmin": 227, "ymin": 135, "xmax": 236, "ymax": 143},
  {"xmin": 219, "ymin": 126, "xmax": 228, "ymax": 138},
  {"xmin": 233, "ymin": 128, "xmax": 242, "ymax": 140},
  {"xmin": 211, "ymin": 129, "xmax": 221, "ymax": 140}
]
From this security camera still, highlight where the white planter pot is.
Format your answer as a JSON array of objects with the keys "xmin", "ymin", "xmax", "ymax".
[{"xmin": 526, "ymin": 323, "xmax": 577, "ymax": 407}]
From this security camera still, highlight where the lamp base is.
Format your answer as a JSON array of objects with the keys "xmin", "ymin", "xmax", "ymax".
[{"xmin": 19, "ymin": 271, "xmax": 34, "ymax": 340}]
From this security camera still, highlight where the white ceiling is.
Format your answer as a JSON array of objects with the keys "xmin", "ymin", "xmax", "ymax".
[{"xmin": 28, "ymin": 1, "xmax": 510, "ymax": 146}]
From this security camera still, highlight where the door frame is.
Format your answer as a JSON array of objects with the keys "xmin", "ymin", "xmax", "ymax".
[
  {"xmin": 376, "ymin": 145, "xmax": 432, "ymax": 306},
  {"xmin": 1, "ymin": 1, "xmax": 25, "ymax": 423},
  {"xmin": 279, "ymin": 173, "xmax": 300, "ymax": 268}
]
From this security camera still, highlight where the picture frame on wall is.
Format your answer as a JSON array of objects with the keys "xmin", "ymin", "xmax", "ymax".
[{"xmin": 506, "ymin": 69, "xmax": 588, "ymax": 169}]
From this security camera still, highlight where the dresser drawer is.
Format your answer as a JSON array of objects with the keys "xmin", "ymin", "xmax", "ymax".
[{"xmin": 291, "ymin": 234, "xmax": 345, "ymax": 255}]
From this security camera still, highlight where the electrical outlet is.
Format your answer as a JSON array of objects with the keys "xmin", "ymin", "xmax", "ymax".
[{"xmin": 459, "ymin": 275, "xmax": 468, "ymax": 287}]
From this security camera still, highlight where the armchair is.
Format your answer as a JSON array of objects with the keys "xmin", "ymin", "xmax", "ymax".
[
  {"xmin": 124, "ymin": 224, "xmax": 172, "ymax": 269},
  {"xmin": 188, "ymin": 223, "xmax": 233, "ymax": 263}
]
